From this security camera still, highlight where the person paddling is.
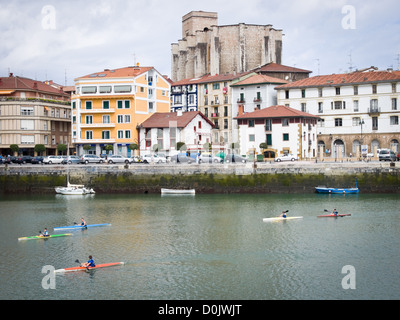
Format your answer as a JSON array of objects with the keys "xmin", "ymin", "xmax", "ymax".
[
  {"xmin": 333, "ymin": 209, "xmax": 338, "ymax": 216},
  {"xmin": 81, "ymin": 255, "xmax": 95, "ymax": 268},
  {"xmin": 38, "ymin": 228, "xmax": 50, "ymax": 237},
  {"xmin": 80, "ymin": 218, "xmax": 87, "ymax": 227},
  {"xmin": 280, "ymin": 210, "xmax": 288, "ymax": 218}
]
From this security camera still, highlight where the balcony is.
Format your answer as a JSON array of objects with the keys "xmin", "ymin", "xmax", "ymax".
[
  {"xmin": 237, "ymin": 98, "xmax": 245, "ymax": 104},
  {"xmin": 79, "ymin": 108, "xmax": 115, "ymax": 114},
  {"xmin": 368, "ymin": 107, "xmax": 381, "ymax": 115},
  {"xmin": 253, "ymin": 97, "xmax": 262, "ymax": 103},
  {"xmin": 211, "ymin": 113, "xmax": 219, "ymax": 118}
]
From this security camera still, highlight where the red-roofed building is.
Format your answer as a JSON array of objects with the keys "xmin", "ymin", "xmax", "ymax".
[
  {"xmin": 0, "ymin": 73, "xmax": 71, "ymax": 156},
  {"xmin": 138, "ymin": 111, "xmax": 214, "ymax": 156},
  {"xmin": 275, "ymin": 67, "xmax": 400, "ymax": 159},
  {"xmin": 234, "ymin": 105, "xmax": 320, "ymax": 159}
]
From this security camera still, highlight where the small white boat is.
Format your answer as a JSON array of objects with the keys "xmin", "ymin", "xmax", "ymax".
[
  {"xmin": 263, "ymin": 216, "xmax": 303, "ymax": 222},
  {"xmin": 161, "ymin": 188, "xmax": 195, "ymax": 195},
  {"xmin": 55, "ymin": 182, "xmax": 95, "ymax": 195}
]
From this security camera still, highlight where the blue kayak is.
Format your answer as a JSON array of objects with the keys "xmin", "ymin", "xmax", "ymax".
[{"xmin": 54, "ymin": 223, "xmax": 111, "ymax": 231}]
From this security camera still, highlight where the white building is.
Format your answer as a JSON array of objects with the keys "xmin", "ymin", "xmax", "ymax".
[
  {"xmin": 275, "ymin": 67, "xmax": 400, "ymax": 158},
  {"xmin": 138, "ymin": 111, "xmax": 215, "ymax": 156},
  {"xmin": 234, "ymin": 105, "xmax": 320, "ymax": 159}
]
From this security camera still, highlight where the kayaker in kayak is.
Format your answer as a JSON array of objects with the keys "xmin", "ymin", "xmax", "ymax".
[
  {"xmin": 38, "ymin": 228, "xmax": 50, "ymax": 237},
  {"xmin": 333, "ymin": 209, "xmax": 338, "ymax": 216},
  {"xmin": 80, "ymin": 218, "xmax": 87, "ymax": 227},
  {"xmin": 81, "ymin": 255, "xmax": 95, "ymax": 268},
  {"xmin": 280, "ymin": 211, "xmax": 287, "ymax": 218}
]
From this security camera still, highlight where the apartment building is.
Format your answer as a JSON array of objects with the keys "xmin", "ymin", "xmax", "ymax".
[
  {"xmin": 275, "ymin": 67, "xmax": 400, "ymax": 158},
  {"xmin": 72, "ymin": 66, "xmax": 170, "ymax": 157},
  {"xmin": 0, "ymin": 74, "xmax": 71, "ymax": 156},
  {"xmin": 235, "ymin": 105, "xmax": 320, "ymax": 158}
]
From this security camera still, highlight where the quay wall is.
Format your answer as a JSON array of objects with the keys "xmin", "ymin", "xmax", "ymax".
[{"xmin": 0, "ymin": 161, "xmax": 399, "ymax": 194}]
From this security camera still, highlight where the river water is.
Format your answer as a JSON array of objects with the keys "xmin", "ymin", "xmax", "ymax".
[{"xmin": 0, "ymin": 192, "xmax": 399, "ymax": 301}]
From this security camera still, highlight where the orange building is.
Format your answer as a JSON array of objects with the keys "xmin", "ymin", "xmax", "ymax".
[{"xmin": 72, "ymin": 66, "xmax": 170, "ymax": 157}]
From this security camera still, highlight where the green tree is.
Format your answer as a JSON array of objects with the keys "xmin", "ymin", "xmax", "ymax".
[
  {"xmin": 10, "ymin": 144, "xmax": 19, "ymax": 155},
  {"xmin": 177, "ymin": 142, "xmax": 186, "ymax": 152},
  {"xmin": 34, "ymin": 144, "xmax": 46, "ymax": 155},
  {"xmin": 57, "ymin": 144, "xmax": 67, "ymax": 155}
]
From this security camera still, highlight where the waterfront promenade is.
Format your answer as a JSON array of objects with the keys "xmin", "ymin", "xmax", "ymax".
[{"xmin": 0, "ymin": 160, "xmax": 399, "ymax": 194}]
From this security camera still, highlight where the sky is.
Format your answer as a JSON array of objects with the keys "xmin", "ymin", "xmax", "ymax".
[{"xmin": 1, "ymin": 0, "xmax": 399, "ymax": 86}]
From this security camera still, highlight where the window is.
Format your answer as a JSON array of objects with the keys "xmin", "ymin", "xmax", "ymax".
[
  {"xmin": 114, "ymin": 85, "xmax": 132, "ymax": 93},
  {"xmin": 21, "ymin": 107, "xmax": 34, "ymax": 116},
  {"xmin": 249, "ymin": 134, "xmax": 255, "ymax": 142},
  {"xmin": 117, "ymin": 100, "xmax": 123, "ymax": 109},
  {"xmin": 248, "ymin": 120, "xmax": 255, "ymax": 127},
  {"xmin": 224, "ymin": 106, "xmax": 228, "ymax": 117},
  {"xmin": 372, "ymin": 84, "xmax": 377, "ymax": 94},
  {"xmin": 390, "ymin": 116, "xmax": 399, "ymax": 125},
  {"xmin": 353, "ymin": 100, "xmax": 359, "ymax": 112},
  {"xmin": 318, "ymin": 88, "xmax": 323, "ymax": 97},
  {"xmin": 335, "ymin": 87, "xmax": 341, "ymax": 95},
  {"xmin": 372, "ymin": 117, "xmax": 378, "ymax": 130},
  {"xmin": 21, "ymin": 135, "xmax": 34, "ymax": 144},
  {"xmin": 353, "ymin": 86, "xmax": 358, "ymax": 95},
  {"xmin": 266, "ymin": 134, "xmax": 272, "ymax": 146},
  {"xmin": 392, "ymin": 83, "xmax": 397, "ymax": 93},
  {"xmin": 157, "ymin": 128, "xmax": 163, "ymax": 150},
  {"xmin": 82, "ymin": 86, "xmax": 97, "ymax": 94},
  {"xmin": 99, "ymin": 86, "xmax": 112, "ymax": 93},
  {"xmin": 213, "ymin": 83, "xmax": 220, "ymax": 90},
  {"xmin": 392, "ymin": 98, "xmax": 397, "ymax": 110},
  {"xmin": 125, "ymin": 100, "xmax": 130, "ymax": 109},
  {"xmin": 282, "ymin": 118, "xmax": 289, "ymax": 126},
  {"xmin": 301, "ymin": 103, "xmax": 307, "ymax": 112},
  {"xmin": 85, "ymin": 101, "xmax": 92, "ymax": 109},
  {"xmin": 332, "ymin": 101, "xmax": 345, "ymax": 110},
  {"xmin": 117, "ymin": 115, "xmax": 123, "ymax": 123},
  {"xmin": 224, "ymin": 119, "xmax": 228, "ymax": 129},
  {"xmin": 352, "ymin": 117, "xmax": 361, "ymax": 126},
  {"xmin": 265, "ymin": 119, "xmax": 272, "ymax": 131},
  {"xmin": 318, "ymin": 102, "xmax": 323, "ymax": 113},
  {"xmin": 204, "ymin": 108, "xmax": 208, "ymax": 117},
  {"xmin": 86, "ymin": 131, "xmax": 93, "ymax": 140},
  {"xmin": 125, "ymin": 130, "xmax": 131, "ymax": 139},
  {"xmin": 103, "ymin": 115, "xmax": 110, "ymax": 124},
  {"xmin": 21, "ymin": 119, "xmax": 34, "ymax": 130},
  {"xmin": 370, "ymin": 99, "xmax": 378, "ymax": 111},
  {"xmin": 335, "ymin": 118, "xmax": 343, "ymax": 127},
  {"xmin": 102, "ymin": 131, "xmax": 111, "ymax": 139},
  {"xmin": 301, "ymin": 89, "xmax": 306, "ymax": 98},
  {"xmin": 117, "ymin": 130, "xmax": 123, "ymax": 139},
  {"xmin": 283, "ymin": 133, "xmax": 289, "ymax": 141},
  {"xmin": 103, "ymin": 101, "xmax": 110, "ymax": 109},
  {"xmin": 124, "ymin": 115, "xmax": 131, "ymax": 123},
  {"xmin": 198, "ymin": 121, "xmax": 202, "ymax": 129},
  {"xmin": 170, "ymin": 127, "xmax": 176, "ymax": 148},
  {"xmin": 285, "ymin": 90, "xmax": 289, "ymax": 99},
  {"xmin": 85, "ymin": 115, "xmax": 92, "ymax": 124}
]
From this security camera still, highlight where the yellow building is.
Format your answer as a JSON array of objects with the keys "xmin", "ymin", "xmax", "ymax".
[{"xmin": 72, "ymin": 66, "xmax": 171, "ymax": 156}]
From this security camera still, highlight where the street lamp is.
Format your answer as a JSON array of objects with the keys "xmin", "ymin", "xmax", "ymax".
[{"xmin": 359, "ymin": 119, "xmax": 365, "ymax": 160}]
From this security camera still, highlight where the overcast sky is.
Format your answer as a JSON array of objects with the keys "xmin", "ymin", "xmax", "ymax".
[{"xmin": 1, "ymin": 0, "xmax": 399, "ymax": 85}]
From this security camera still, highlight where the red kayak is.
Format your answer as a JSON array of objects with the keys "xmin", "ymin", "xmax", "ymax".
[
  {"xmin": 55, "ymin": 262, "xmax": 124, "ymax": 273},
  {"xmin": 317, "ymin": 214, "xmax": 351, "ymax": 217}
]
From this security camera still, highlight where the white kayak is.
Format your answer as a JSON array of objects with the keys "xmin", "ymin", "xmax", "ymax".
[{"xmin": 263, "ymin": 216, "xmax": 303, "ymax": 222}]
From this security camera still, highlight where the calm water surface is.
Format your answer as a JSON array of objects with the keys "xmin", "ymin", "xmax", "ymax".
[{"xmin": 0, "ymin": 192, "xmax": 399, "ymax": 300}]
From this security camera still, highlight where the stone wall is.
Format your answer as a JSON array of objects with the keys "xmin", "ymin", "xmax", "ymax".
[{"xmin": 0, "ymin": 161, "xmax": 399, "ymax": 194}]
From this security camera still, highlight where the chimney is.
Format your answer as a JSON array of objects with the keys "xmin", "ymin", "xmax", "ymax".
[{"xmin": 238, "ymin": 105, "xmax": 244, "ymax": 116}]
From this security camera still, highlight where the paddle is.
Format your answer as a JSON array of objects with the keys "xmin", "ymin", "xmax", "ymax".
[
  {"xmin": 75, "ymin": 259, "xmax": 91, "ymax": 270},
  {"xmin": 324, "ymin": 209, "xmax": 342, "ymax": 217}
]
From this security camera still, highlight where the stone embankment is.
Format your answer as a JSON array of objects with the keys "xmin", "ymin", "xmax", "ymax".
[{"xmin": 0, "ymin": 161, "xmax": 399, "ymax": 194}]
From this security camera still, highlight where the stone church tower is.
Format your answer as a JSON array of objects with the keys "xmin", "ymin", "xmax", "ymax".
[{"xmin": 171, "ymin": 11, "xmax": 283, "ymax": 81}]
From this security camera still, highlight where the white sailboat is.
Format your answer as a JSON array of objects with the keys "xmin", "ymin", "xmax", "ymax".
[{"xmin": 55, "ymin": 145, "xmax": 95, "ymax": 195}]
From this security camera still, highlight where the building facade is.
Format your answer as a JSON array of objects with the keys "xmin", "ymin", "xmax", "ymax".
[
  {"xmin": 0, "ymin": 74, "xmax": 71, "ymax": 156},
  {"xmin": 72, "ymin": 66, "xmax": 170, "ymax": 157},
  {"xmin": 139, "ymin": 111, "xmax": 214, "ymax": 156},
  {"xmin": 171, "ymin": 11, "xmax": 283, "ymax": 81},
  {"xmin": 275, "ymin": 68, "xmax": 400, "ymax": 158},
  {"xmin": 234, "ymin": 105, "xmax": 320, "ymax": 159}
]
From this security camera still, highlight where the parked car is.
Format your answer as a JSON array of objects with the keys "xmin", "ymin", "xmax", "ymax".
[
  {"xmin": 15, "ymin": 155, "xmax": 34, "ymax": 164},
  {"xmin": 379, "ymin": 149, "xmax": 396, "ymax": 161},
  {"xmin": 62, "ymin": 155, "xmax": 81, "ymax": 164},
  {"xmin": 169, "ymin": 153, "xmax": 193, "ymax": 164},
  {"xmin": 43, "ymin": 155, "xmax": 64, "ymax": 164},
  {"xmin": 198, "ymin": 153, "xmax": 222, "ymax": 163},
  {"xmin": 225, "ymin": 154, "xmax": 247, "ymax": 163},
  {"xmin": 274, "ymin": 154, "xmax": 299, "ymax": 162},
  {"xmin": 107, "ymin": 155, "xmax": 132, "ymax": 164},
  {"xmin": 142, "ymin": 153, "xmax": 168, "ymax": 164},
  {"xmin": 397, "ymin": 152, "xmax": 400, "ymax": 161},
  {"xmin": 130, "ymin": 155, "xmax": 143, "ymax": 163},
  {"xmin": 80, "ymin": 154, "xmax": 104, "ymax": 164},
  {"xmin": 31, "ymin": 156, "xmax": 44, "ymax": 164}
]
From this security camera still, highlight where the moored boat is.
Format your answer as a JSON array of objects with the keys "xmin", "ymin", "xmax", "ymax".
[{"xmin": 161, "ymin": 188, "xmax": 195, "ymax": 195}]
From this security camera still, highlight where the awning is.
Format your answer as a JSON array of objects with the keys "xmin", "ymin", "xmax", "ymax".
[{"xmin": 0, "ymin": 90, "xmax": 16, "ymax": 95}]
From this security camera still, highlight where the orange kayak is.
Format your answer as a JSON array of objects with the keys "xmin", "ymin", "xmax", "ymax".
[{"xmin": 55, "ymin": 262, "xmax": 124, "ymax": 273}]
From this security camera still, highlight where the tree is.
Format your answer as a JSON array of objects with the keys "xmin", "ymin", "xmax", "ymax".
[
  {"xmin": 129, "ymin": 143, "xmax": 138, "ymax": 151},
  {"xmin": 105, "ymin": 144, "xmax": 114, "ymax": 154},
  {"xmin": 259, "ymin": 142, "xmax": 268, "ymax": 150},
  {"xmin": 83, "ymin": 145, "xmax": 92, "ymax": 153},
  {"xmin": 177, "ymin": 142, "xmax": 186, "ymax": 152},
  {"xmin": 34, "ymin": 144, "xmax": 46, "ymax": 155},
  {"xmin": 57, "ymin": 143, "xmax": 67, "ymax": 155},
  {"xmin": 10, "ymin": 144, "xmax": 19, "ymax": 155}
]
